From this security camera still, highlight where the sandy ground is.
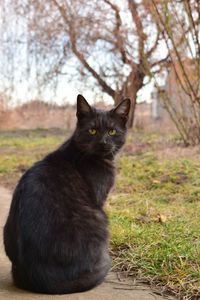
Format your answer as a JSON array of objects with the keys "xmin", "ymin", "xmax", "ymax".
[{"xmin": 0, "ymin": 186, "xmax": 175, "ymax": 300}]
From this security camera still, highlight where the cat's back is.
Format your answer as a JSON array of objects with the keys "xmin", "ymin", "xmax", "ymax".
[
  {"xmin": 10, "ymin": 140, "xmax": 114, "ymax": 232},
  {"xmin": 6, "ymin": 146, "xmax": 107, "ymax": 250},
  {"xmin": 13, "ymin": 146, "xmax": 93, "ymax": 214}
]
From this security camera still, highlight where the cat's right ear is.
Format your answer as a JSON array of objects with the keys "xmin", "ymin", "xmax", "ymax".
[{"xmin": 76, "ymin": 94, "xmax": 92, "ymax": 118}]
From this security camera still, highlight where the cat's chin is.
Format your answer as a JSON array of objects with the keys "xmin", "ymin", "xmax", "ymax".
[
  {"xmin": 93, "ymin": 149, "xmax": 117, "ymax": 159},
  {"xmin": 77, "ymin": 142, "xmax": 121, "ymax": 159}
]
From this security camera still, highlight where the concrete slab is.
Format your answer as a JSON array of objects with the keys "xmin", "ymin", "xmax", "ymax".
[{"xmin": 0, "ymin": 186, "xmax": 175, "ymax": 300}]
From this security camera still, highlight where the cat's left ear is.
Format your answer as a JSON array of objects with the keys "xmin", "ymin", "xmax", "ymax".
[
  {"xmin": 112, "ymin": 98, "xmax": 131, "ymax": 123},
  {"xmin": 76, "ymin": 94, "xmax": 92, "ymax": 118}
]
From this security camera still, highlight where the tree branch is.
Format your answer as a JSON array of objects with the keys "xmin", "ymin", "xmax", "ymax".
[
  {"xmin": 51, "ymin": 0, "xmax": 115, "ymax": 98},
  {"xmin": 151, "ymin": 54, "xmax": 170, "ymax": 69},
  {"xmin": 128, "ymin": 0, "xmax": 146, "ymax": 63},
  {"xmin": 151, "ymin": 0, "xmax": 198, "ymax": 102},
  {"xmin": 103, "ymin": 0, "xmax": 132, "ymax": 65},
  {"xmin": 146, "ymin": 30, "xmax": 160, "ymax": 58}
]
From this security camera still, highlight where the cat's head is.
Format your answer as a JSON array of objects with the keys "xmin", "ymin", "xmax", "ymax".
[{"xmin": 74, "ymin": 94, "xmax": 131, "ymax": 158}]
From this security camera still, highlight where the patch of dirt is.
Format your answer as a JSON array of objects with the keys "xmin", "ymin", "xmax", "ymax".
[
  {"xmin": 0, "ymin": 174, "xmax": 19, "ymax": 191},
  {"xmin": 0, "ymin": 127, "xmax": 67, "ymax": 138},
  {"xmin": 156, "ymin": 145, "xmax": 200, "ymax": 160}
]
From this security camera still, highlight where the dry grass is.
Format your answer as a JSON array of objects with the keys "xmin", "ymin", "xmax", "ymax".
[{"xmin": 0, "ymin": 101, "xmax": 76, "ymax": 130}]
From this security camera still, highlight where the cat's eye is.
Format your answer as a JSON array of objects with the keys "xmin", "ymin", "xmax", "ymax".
[
  {"xmin": 108, "ymin": 129, "xmax": 116, "ymax": 136},
  {"xmin": 89, "ymin": 128, "xmax": 97, "ymax": 135}
]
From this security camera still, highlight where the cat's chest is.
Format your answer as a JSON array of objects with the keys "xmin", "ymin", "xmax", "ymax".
[{"xmin": 79, "ymin": 159, "xmax": 115, "ymax": 205}]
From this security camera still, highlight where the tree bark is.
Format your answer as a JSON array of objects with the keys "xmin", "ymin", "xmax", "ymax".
[{"xmin": 114, "ymin": 69, "xmax": 144, "ymax": 128}]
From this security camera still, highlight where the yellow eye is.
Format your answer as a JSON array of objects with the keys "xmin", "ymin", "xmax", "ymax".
[
  {"xmin": 108, "ymin": 129, "xmax": 116, "ymax": 136},
  {"xmin": 89, "ymin": 128, "xmax": 97, "ymax": 135}
]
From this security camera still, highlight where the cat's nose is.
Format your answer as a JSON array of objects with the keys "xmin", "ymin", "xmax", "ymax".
[{"xmin": 99, "ymin": 138, "xmax": 107, "ymax": 145}]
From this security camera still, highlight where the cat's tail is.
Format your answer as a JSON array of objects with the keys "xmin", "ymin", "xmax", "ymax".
[{"xmin": 12, "ymin": 258, "xmax": 111, "ymax": 294}]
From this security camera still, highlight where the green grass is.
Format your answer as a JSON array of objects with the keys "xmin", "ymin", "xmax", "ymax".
[
  {"xmin": 0, "ymin": 129, "xmax": 200, "ymax": 298},
  {"xmin": 0, "ymin": 129, "xmax": 66, "ymax": 174},
  {"xmin": 108, "ymin": 150, "xmax": 200, "ymax": 299},
  {"xmin": 0, "ymin": 129, "xmax": 65, "ymax": 150}
]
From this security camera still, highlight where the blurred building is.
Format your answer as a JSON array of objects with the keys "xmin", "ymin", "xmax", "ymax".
[{"xmin": 151, "ymin": 58, "xmax": 200, "ymax": 120}]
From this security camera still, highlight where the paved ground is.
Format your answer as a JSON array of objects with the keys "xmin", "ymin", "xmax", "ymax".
[{"xmin": 0, "ymin": 186, "xmax": 175, "ymax": 300}]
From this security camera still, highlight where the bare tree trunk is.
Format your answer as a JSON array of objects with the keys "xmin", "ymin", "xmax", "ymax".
[
  {"xmin": 114, "ymin": 70, "xmax": 144, "ymax": 128},
  {"xmin": 128, "ymin": 93, "xmax": 137, "ymax": 128},
  {"xmin": 114, "ymin": 90, "xmax": 136, "ymax": 127}
]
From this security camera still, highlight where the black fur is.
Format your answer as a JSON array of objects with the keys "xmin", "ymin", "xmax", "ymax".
[{"xmin": 3, "ymin": 95, "xmax": 130, "ymax": 294}]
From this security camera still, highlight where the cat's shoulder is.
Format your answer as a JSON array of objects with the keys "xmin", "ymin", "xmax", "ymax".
[{"xmin": 18, "ymin": 149, "xmax": 72, "ymax": 184}]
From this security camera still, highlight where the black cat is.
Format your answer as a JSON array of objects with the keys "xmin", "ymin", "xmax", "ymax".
[{"xmin": 3, "ymin": 95, "xmax": 130, "ymax": 294}]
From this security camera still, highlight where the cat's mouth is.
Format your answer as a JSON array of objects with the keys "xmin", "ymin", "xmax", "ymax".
[
  {"xmin": 78, "ymin": 142, "xmax": 116, "ymax": 157},
  {"xmin": 95, "ymin": 144, "xmax": 116, "ymax": 157}
]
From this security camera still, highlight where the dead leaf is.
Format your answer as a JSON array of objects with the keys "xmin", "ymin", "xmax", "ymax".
[{"xmin": 157, "ymin": 213, "xmax": 167, "ymax": 223}]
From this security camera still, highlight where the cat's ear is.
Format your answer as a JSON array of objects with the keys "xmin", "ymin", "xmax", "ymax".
[
  {"xmin": 76, "ymin": 94, "xmax": 92, "ymax": 118},
  {"xmin": 112, "ymin": 98, "xmax": 131, "ymax": 122}
]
